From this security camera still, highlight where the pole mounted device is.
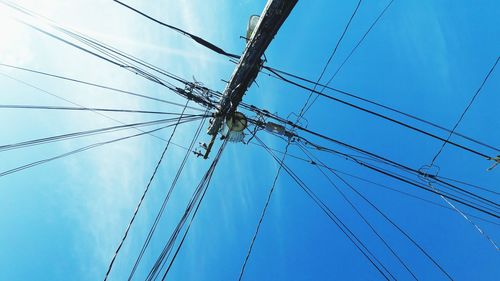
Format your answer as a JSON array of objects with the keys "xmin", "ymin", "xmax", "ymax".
[{"xmin": 203, "ymin": 0, "xmax": 298, "ymax": 158}]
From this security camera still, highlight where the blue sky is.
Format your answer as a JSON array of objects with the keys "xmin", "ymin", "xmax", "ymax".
[{"xmin": 0, "ymin": 0, "xmax": 499, "ymax": 280}]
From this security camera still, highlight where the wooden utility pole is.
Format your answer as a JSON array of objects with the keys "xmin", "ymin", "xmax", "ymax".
[{"xmin": 204, "ymin": 0, "xmax": 298, "ymax": 158}]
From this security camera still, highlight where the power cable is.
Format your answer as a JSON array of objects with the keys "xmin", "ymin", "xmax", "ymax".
[
  {"xmin": 297, "ymin": 144, "xmax": 419, "ymax": 280},
  {"xmin": 0, "ymin": 104, "xmax": 199, "ymax": 115},
  {"xmin": 0, "ymin": 117, "xmax": 203, "ymax": 178},
  {"xmin": 254, "ymin": 136, "xmax": 393, "ymax": 280},
  {"xmin": 0, "ymin": 116, "xmax": 204, "ymax": 153},
  {"xmin": 237, "ymin": 142, "xmax": 290, "ymax": 281},
  {"xmin": 260, "ymin": 66, "xmax": 500, "ymax": 154},
  {"xmin": 0, "ymin": 63, "xmax": 205, "ymax": 112},
  {"xmin": 111, "ymin": 0, "xmax": 239, "ymax": 59},
  {"xmin": 267, "ymin": 67, "xmax": 493, "ymax": 160},
  {"xmin": 430, "ymin": 56, "xmax": 500, "ymax": 165},
  {"xmin": 299, "ymin": 144, "xmax": 454, "ymax": 280},
  {"xmin": 128, "ymin": 112, "xmax": 209, "ymax": 280},
  {"xmin": 299, "ymin": 0, "xmax": 362, "ymax": 116},
  {"xmin": 248, "ymin": 140, "xmax": 499, "ymax": 226},
  {"xmin": 160, "ymin": 140, "xmax": 229, "ymax": 281},
  {"xmin": 103, "ymin": 101, "xmax": 190, "ymax": 281}
]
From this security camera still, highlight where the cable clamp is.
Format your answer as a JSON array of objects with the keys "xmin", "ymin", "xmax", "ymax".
[{"xmin": 487, "ymin": 155, "xmax": 500, "ymax": 171}]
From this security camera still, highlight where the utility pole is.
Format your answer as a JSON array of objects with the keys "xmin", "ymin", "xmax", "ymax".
[{"xmin": 203, "ymin": 0, "xmax": 298, "ymax": 158}]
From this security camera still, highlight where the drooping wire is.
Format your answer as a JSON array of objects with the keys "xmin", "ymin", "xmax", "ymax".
[
  {"xmin": 299, "ymin": 0, "xmax": 362, "ymax": 116},
  {"xmin": 296, "ymin": 144, "xmax": 419, "ymax": 280},
  {"xmin": 0, "ymin": 117, "xmax": 203, "ymax": 179},
  {"xmin": 298, "ymin": 143, "xmax": 455, "ymax": 280},
  {"xmin": 305, "ymin": 0, "xmax": 395, "ymax": 114},
  {"xmin": 103, "ymin": 101, "xmax": 190, "ymax": 281},
  {"xmin": 254, "ymin": 136, "xmax": 393, "ymax": 281},
  {"xmin": 248, "ymin": 140, "xmax": 500, "ymax": 227},
  {"xmin": 112, "ymin": 0, "xmax": 239, "ymax": 59},
  {"xmin": 259, "ymin": 66, "xmax": 500, "ymax": 154},
  {"xmin": 0, "ymin": 116, "xmax": 204, "ymax": 153},
  {"xmin": 266, "ymin": 67, "xmax": 493, "ymax": 160},
  {"xmin": 160, "ymin": 139, "xmax": 229, "ymax": 281},
  {"xmin": 430, "ymin": 56, "xmax": 500, "ymax": 165},
  {"xmin": 128, "ymin": 112, "xmax": 209, "ymax": 280},
  {"xmin": 0, "ymin": 63, "xmax": 205, "ymax": 112},
  {"xmin": 237, "ymin": 141, "xmax": 291, "ymax": 281}
]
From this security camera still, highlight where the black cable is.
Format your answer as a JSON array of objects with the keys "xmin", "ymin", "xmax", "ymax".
[
  {"xmin": 0, "ymin": 63, "xmax": 205, "ymax": 112},
  {"xmin": 300, "ymin": 0, "xmax": 362, "ymax": 116},
  {"xmin": 103, "ymin": 101, "xmax": 190, "ymax": 281},
  {"xmin": 267, "ymin": 67, "xmax": 493, "ymax": 160},
  {"xmin": 0, "ymin": 116, "xmax": 204, "ymax": 152},
  {"xmin": 0, "ymin": 104, "xmax": 199, "ymax": 115},
  {"xmin": 112, "ymin": 0, "xmax": 239, "ymax": 59},
  {"xmin": 297, "ymin": 144, "xmax": 419, "ymax": 280},
  {"xmin": 317, "ymin": 0, "xmax": 395, "ymax": 94},
  {"xmin": 299, "ymin": 144, "xmax": 454, "ymax": 280},
  {"xmin": 133, "ymin": 113, "xmax": 209, "ymax": 281},
  {"xmin": 248, "ymin": 141, "xmax": 500, "ymax": 226},
  {"xmin": 0, "ymin": 69, "xmax": 193, "ymax": 152},
  {"xmin": 237, "ymin": 142, "xmax": 290, "ymax": 281},
  {"xmin": 0, "ymin": 117, "xmax": 202, "ymax": 178},
  {"xmin": 160, "ymin": 140, "xmax": 229, "ymax": 281},
  {"xmin": 260, "ymin": 66, "xmax": 500, "ymax": 154},
  {"xmin": 255, "ymin": 136, "xmax": 393, "ymax": 281},
  {"xmin": 430, "ymin": 56, "xmax": 500, "ymax": 165}
]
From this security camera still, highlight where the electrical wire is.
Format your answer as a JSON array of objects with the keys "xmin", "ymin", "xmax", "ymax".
[
  {"xmin": 0, "ymin": 63, "xmax": 205, "ymax": 112},
  {"xmin": 103, "ymin": 101, "xmax": 190, "ymax": 281},
  {"xmin": 299, "ymin": 0, "xmax": 362, "ymax": 116},
  {"xmin": 0, "ymin": 104, "xmax": 199, "ymax": 115},
  {"xmin": 298, "ymin": 143, "xmax": 454, "ymax": 280},
  {"xmin": 248, "ymin": 140, "xmax": 500, "ymax": 227},
  {"xmin": 0, "ymin": 117, "xmax": 203, "ymax": 179},
  {"xmin": 160, "ymin": 139, "xmax": 229, "ymax": 281},
  {"xmin": 0, "ymin": 116, "xmax": 205, "ymax": 153},
  {"xmin": 267, "ymin": 67, "xmax": 493, "ymax": 160},
  {"xmin": 297, "ymin": 144, "xmax": 419, "ymax": 280},
  {"xmin": 112, "ymin": 0, "xmax": 239, "ymax": 59},
  {"xmin": 430, "ymin": 56, "xmax": 500, "ymax": 165},
  {"xmin": 128, "ymin": 112, "xmax": 209, "ymax": 280},
  {"xmin": 254, "ymin": 135, "xmax": 394, "ymax": 280},
  {"xmin": 237, "ymin": 142, "xmax": 290, "ymax": 281},
  {"xmin": 260, "ymin": 66, "xmax": 500, "ymax": 154}
]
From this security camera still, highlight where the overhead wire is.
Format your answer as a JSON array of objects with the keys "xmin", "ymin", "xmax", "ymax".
[
  {"xmin": 298, "ymin": 143, "xmax": 455, "ymax": 280},
  {"xmin": 237, "ymin": 142, "xmax": 290, "ymax": 281},
  {"xmin": 0, "ymin": 116, "xmax": 205, "ymax": 153},
  {"xmin": 305, "ymin": 0, "xmax": 395, "ymax": 114},
  {"xmin": 299, "ymin": 0, "xmax": 362, "ymax": 116},
  {"xmin": 159, "ymin": 139, "xmax": 229, "ymax": 281},
  {"xmin": 0, "ymin": 117, "xmax": 203, "ymax": 179},
  {"xmin": 0, "ymin": 63, "xmax": 205, "ymax": 112},
  {"xmin": 128, "ymin": 111, "xmax": 209, "ymax": 280},
  {"xmin": 248, "ymin": 140, "xmax": 500, "ymax": 227},
  {"xmin": 430, "ymin": 56, "xmax": 500, "ymax": 165},
  {"xmin": 259, "ymin": 66, "xmax": 500, "ymax": 154},
  {"xmin": 296, "ymin": 144, "xmax": 419, "ymax": 280},
  {"xmin": 0, "ymin": 104, "xmax": 199, "ymax": 115},
  {"xmin": 0, "ymin": 67, "xmax": 193, "ymax": 151},
  {"xmin": 103, "ymin": 101, "xmax": 190, "ymax": 281},
  {"xmin": 267, "ymin": 67, "xmax": 493, "ymax": 160},
  {"xmin": 254, "ymin": 135, "xmax": 393, "ymax": 280},
  {"xmin": 111, "ymin": 0, "xmax": 239, "ymax": 59}
]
